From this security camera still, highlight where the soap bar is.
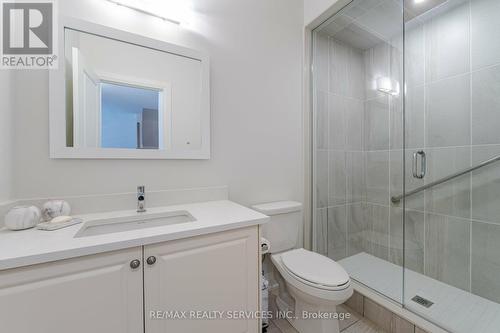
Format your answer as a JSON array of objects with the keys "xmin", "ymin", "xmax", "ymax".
[{"xmin": 50, "ymin": 216, "xmax": 73, "ymax": 224}]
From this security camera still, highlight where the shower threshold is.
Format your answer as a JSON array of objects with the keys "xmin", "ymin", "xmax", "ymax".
[{"xmin": 339, "ymin": 253, "xmax": 500, "ymax": 333}]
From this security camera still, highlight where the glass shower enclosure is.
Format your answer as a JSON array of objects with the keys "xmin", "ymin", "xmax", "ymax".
[{"xmin": 312, "ymin": 0, "xmax": 500, "ymax": 332}]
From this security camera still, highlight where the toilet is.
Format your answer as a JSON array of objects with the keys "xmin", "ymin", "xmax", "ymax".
[{"xmin": 252, "ymin": 201, "xmax": 353, "ymax": 333}]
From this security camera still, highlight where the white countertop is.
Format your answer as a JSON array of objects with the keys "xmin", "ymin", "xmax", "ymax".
[{"xmin": 0, "ymin": 200, "xmax": 269, "ymax": 271}]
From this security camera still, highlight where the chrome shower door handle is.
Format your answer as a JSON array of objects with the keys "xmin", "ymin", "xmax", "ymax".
[{"xmin": 412, "ymin": 150, "xmax": 426, "ymax": 179}]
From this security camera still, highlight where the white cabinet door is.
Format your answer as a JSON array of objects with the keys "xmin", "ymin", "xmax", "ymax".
[
  {"xmin": 0, "ymin": 247, "xmax": 144, "ymax": 333},
  {"xmin": 144, "ymin": 226, "xmax": 260, "ymax": 333}
]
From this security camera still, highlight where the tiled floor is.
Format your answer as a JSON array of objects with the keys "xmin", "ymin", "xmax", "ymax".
[{"xmin": 267, "ymin": 294, "xmax": 388, "ymax": 333}]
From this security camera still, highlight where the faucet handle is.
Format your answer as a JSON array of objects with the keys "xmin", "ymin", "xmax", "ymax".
[{"xmin": 137, "ymin": 186, "xmax": 146, "ymax": 213}]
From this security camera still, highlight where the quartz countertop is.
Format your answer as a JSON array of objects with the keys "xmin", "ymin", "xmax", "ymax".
[{"xmin": 0, "ymin": 200, "xmax": 269, "ymax": 270}]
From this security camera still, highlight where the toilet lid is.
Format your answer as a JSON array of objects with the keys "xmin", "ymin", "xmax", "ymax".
[{"xmin": 281, "ymin": 249, "xmax": 349, "ymax": 287}]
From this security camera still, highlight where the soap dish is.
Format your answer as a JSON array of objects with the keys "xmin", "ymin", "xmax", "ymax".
[{"xmin": 36, "ymin": 218, "xmax": 83, "ymax": 231}]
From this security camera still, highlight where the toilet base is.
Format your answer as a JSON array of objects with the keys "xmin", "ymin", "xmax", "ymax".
[{"xmin": 270, "ymin": 250, "xmax": 353, "ymax": 333}]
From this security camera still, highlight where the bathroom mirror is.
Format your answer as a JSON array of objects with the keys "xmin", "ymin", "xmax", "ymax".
[{"xmin": 49, "ymin": 18, "xmax": 210, "ymax": 159}]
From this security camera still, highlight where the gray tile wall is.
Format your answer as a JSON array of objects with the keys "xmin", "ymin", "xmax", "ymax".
[
  {"xmin": 402, "ymin": 0, "xmax": 500, "ymax": 302},
  {"xmin": 314, "ymin": 34, "xmax": 367, "ymax": 263},
  {"xmin": 314, "ymin": 24, "xmax": 403, "ymax": 274},
  {"xmin": 315, "ymin": 0, "xmax": 500, "ymax": 305}
]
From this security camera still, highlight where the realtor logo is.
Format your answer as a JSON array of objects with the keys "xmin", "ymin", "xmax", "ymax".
[{"xmin": 1, "ymin": 0, "xmax": 58, "ymax": 69}]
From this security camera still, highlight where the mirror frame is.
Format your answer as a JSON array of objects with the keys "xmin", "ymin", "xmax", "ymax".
[{"xmin": 49, "ymin": 17, "xmax": 210, "ymax": 159}]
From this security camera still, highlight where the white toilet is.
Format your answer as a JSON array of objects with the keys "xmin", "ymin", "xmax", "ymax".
[{"xmin": 252, "ymin": 201, "xmax": 353, "ymax": 333}]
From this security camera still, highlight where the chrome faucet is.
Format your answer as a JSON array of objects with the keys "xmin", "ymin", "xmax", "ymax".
[{"xmin": 137, "ymin": 186, "xmax": 146, "ymax": 213}]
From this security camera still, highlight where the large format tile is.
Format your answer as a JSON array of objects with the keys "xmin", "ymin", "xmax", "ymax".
[
  {"xmin": 391, "ymin": 315, "xmax": 414, "ymax": 333},
  {"xmin": 471, "ymin": 221, "xmax": 500, "ymax": 304},
  {"xmin": 329, "ymin": 94, "xmax": 346, "ymax": 150},
  {"xmin": 330, "ymin": 20, "xmax": 383, "ymax": 51},
  {"xmin": 346, "ymin": 152, "xmax": 365, "ymax": 203},
  {"xmin": 320, "ymin": 13, "xmax": 352, "ymax": 36},
  {"xmin": 365, "ymin": 151, "xmax": 390, "ymax": 205},
  {"xmin": 389, "ymin": 150, "xmax": 404, "ymax": 205},
  {"xmin": 316, "ymin": 91, "xmax": 329, "ymax": 150},
  {"xmin": 345, "ymin": 98, "xmax": 364, "ymax": 151},
  {"xmin": 425, "ymin": 74, "xmax": 471, "ymax": 148},
  {"xmin": 363, "ymin": 298, "xmax": 392, "ymax": 332},
  {"xmin": 471, "ymin": 65, "xmax": 500, "ymax": 145},
  {"xmin": 390, "ymin": 34, "xmax": 403, "ymax": 78},
  {"xmin": 348, "ymin": 48, "xmax": 365, "ymax": 100},
  {"xmin": 342, "ymin": 0, "xmax": 386, "ymax": 21},
  {"xmin": 424, "ymin": 147, "xmax": 471, "ymax": 219},
  {"xmin": 425, "ymin": 1, "xmax": 470, "ymax": 82},
  {"xmin": 315, "ymin": 208, "xmax": 328, "ymax": 256},
  {"xmin": 390, "ymin": 208, "xmax": 424, "ymax": 273},
  {"xmin": 405, "ymin": 22, "xmax": 425, "ymax": 89},
  {"xmin": 329, "ymin": 151, "xmax": 346, "ymax": 206},
  {"xmin": 337, "ymin": 304, "xmax": 361, "ymax": 331},
  {"xmin": 471, "ymin": 145, "xmax": 500, "ymax": 224},
  {"xmin": 347, "ymin": 203, "xmax": 367, "ymax": 256},
  {"xmin": 404, "ymin": 85, "xmax": 425, "ymax": 149},
  {"xmin": 389, "ymin": 95, "xmax": 404, "ymax": 151},
  {"xmin": 328, "ymin": 205, "xmax": 348, "ymax": 261},
  {"xmin": 471, "ymin": 0, "xmax": 500, "ymax": 70},
  {"xmin": 329, "ymin": 39, "xmax": 350, "ymax": 95},
  {"xmin": 313, "ymin": 32, "xmax": 329, "ymax": 92},
  {"xmin": 425, "ymin": 213, "xmax": 471, "ymax": 291},
  {"xmin": 316, "ymin": 150, "xmax": 328, "ymax": 208},
  {"xmin": 345, "ymin": 291, "xmax": 364, "ymax": 315},
  {"xmin": 364, "ymin": 203, "xmax": 390, "ymax": 260},
  {"xmin": 343, "ymin": 319, "xmax": 389, "ymax": 333},
  {"xmin": 364, "ymin": 96, "xmax": 390, "ymax": 151},
  {"xmin": 364, "ymin": 42, "xmax": 390, "ymax": 100},
  {"xmin": 355, "ymin": 0, "xmax": 403, "ymax": 43}
]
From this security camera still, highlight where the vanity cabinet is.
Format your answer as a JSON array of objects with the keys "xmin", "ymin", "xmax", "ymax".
[
  {"xmin": 0, "ymin": 247, "xmax": 144, "ymax": 333},
  {"xmin": 0, "ymin": 226, "xmax": 260, "ymax": 333},
  {"xmin": 144, "ymin": 226, "xmax": 259, "ymax": 333}
]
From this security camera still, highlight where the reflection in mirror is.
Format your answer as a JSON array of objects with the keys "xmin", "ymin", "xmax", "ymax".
[
  {"xmin": 101, "ymin": 83, "xmax": 161, "ymax": 149},
  {"xmin": 63, "ymin": 27, "xmax": 204, "ymax": 153},
  {"xmin": 65, "ymin": 29, "xmax": 173, "ymax": 150}
]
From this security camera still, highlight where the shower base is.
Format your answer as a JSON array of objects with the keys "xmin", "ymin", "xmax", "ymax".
[{"xmin": 340, "ymin": 253, "xmax": 500, "ymax": 333}]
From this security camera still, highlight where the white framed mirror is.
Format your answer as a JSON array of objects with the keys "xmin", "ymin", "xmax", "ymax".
[{"xmin": 49, "ymin": 18, "xmax": 210, "ymax": 159}]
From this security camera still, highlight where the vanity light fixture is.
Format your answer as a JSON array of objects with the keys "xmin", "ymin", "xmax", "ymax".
[
  {"xmin": 106, "ymin": 0, "xmax": 188, "ymax": 25},
  {"xmin": 376, "ymin": 77, "xmax": 400, "ymax": 96}
]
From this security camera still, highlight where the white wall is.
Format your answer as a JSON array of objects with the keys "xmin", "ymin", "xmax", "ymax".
[
  {"xmin": 12, "ymin": 0, "xmax": 304, "ymax": 207},
  {"xmin": 0, "ymin": 70, "xmax": 13, "ymax": 203}
]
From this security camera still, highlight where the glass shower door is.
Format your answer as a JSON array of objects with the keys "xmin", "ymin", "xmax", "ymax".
[
  {"xmin": 402, "ymin": 0, "xmax": 500, "ymax": 331},
  {"xmin": 311, "ymin": 0, "xmax": 405, "ymax": 305}
]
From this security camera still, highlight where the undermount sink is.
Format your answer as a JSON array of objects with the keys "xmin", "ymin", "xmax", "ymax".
[{"xmin": 74, "ymin": 211, "xmax": 196, "ymax": 238}]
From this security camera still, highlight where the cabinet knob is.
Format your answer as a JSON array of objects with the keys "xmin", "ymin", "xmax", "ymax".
[
  {"xmin": 130, "ymin": 259, "xmax": 141, "ymax": 269},
  {"xmin": 146, "ymin": 256, "xmax": 157, "ymax": 266}
]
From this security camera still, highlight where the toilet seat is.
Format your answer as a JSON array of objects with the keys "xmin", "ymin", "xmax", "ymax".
[{"xmin": 280, "ymin": 249, "xmax": 350, "ymax": 291}]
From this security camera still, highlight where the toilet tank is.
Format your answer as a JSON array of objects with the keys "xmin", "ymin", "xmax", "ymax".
[{"xmin": 252, "ymin": 201, "xmax": 303, "ymax": 253}]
